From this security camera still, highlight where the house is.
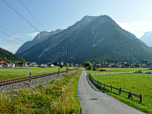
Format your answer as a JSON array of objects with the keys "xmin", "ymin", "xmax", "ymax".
[
  {"xmin": 93, "ymin": 64, "xmax": 101, "ymax": 68},
  {"xmin": 131, "ymin": 63, "xmax": 137, "ymax": 67},
  {"xmin": 0, "ymin": 62, "xmax": 7, "ymax": 67},
  {"xmin": 76, "ymin": 64, "xmax": 79, "ymax": 66},
  {"xmin": 101, "ymin": 64, "xmax": 109, "ymax": 67},
  {"xmin": 122, "ymin": 63, "xmax": 129, "ymax": 68},
  {"xmin": 31, "ymin": 62, "xmax": 37, "ymax": 67},
  {"xmin": 39, "ymin": 64, "xmax": 47, "ymax": 67},
  {"xmin": 6, "ymin": 63, "xmax": 15, "ymax": 68},
  {"xmin": 61, "ymin": 61, "xmax": 64, "ymax": 65},
  {"xmin": 117, "ymin": 64, "xmax": 122, "ymax": 67},
  {"xmin": 10, "ymin": 63, "xmax": 15, "ymax": 68},
  {"xmin": 6, "ymin": 63, "xmax": 11, "ymax": 67},
  {"xmin": 51, "ymin": 64, "xmax": 54, "ymax": 67}
]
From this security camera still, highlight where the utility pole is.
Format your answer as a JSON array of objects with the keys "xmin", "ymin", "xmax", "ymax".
[{"xmin": 66, "ymin": 49, "xmax": 70, "ymax": 73}]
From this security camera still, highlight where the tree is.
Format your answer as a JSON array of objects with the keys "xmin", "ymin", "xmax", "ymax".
[{"xmin": 85, "ymin": 62, "xmax": 93, "ymax": 70}]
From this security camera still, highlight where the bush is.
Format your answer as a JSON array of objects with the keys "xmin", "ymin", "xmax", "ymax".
[
  {"xmin": 85, "ymin": 62, "xmax": 93, "ymax": 70},
  {"xmin": 93, "ymin": 67, "xmax": 97, "ymax": 70}
]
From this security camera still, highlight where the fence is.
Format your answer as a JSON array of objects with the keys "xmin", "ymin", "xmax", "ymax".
[{"xmin": 88, "ymin": 73, "xmax": 142, "ymax": 102}]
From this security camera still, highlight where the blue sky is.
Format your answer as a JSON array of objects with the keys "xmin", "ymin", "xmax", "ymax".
[{"xmin": 1, "ymin": 0, "xmax": 152, "ymax": 53}]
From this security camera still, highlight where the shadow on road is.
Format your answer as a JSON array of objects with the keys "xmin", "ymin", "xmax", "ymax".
[{"xmin": 86, "ymin": 74, "xmax": 101, "ymax": 92}]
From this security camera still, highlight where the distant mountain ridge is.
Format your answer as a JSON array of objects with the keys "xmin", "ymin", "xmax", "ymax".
[
  {"xmin": 16, "ymin": 15, "xmax": 152, "ymax": 63},
  {"xmin": 15, "ymin": 29, "xmax": 62, "ymax": 54},
  {"xmin": 140, "ymin": 31, "xmax": 152, "ymax": 47}
]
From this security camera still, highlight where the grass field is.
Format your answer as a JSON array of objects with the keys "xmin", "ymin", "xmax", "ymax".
[
  {"xmin": 0, "ymin": 67, "xmax": 76, "ymax": 81},
  {"xmin": 0, "ymin": 68, "xmax": 82, "ymax": 113},
  {"xmin": 87, "ymin": 67, "xmax": 150, "ymax": 74},
  {"xmin": 88, "ymin": 69, "xmax": 152, "ymax": 113}
]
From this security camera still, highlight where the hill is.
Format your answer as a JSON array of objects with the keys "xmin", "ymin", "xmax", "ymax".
[
  {"xmin": 0, "ymin": 47, "xmax": 25, "ymax": 62},
  {"xmin": 16, "ymin": 15, "xmax": 152, "ymax": 63}
]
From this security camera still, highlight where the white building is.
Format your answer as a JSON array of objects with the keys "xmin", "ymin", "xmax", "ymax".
[{"xmin": 51, "ymin": 64, "xmax": 54, "ymax": 67}]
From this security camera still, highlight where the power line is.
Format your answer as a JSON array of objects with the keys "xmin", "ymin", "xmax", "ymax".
[
  {"xmin": 0, "ymin": 30, "xmax": 55, "ymax": 55},
  {"xmin": 3, "ymin": 0, "xmax": 65, "ymax": 52},
  {"xmin": 2, "ymin": 0, "xmax": 39, "ymax": 32},
  {"xmin": 0, "ymin": 26, "xmax": 28, "ymax": 41},
  {"xmin": 0, "ymin": 30, "xmax": 25, "ymax": 42},
  {"xmin": 16, "ymin": 0, "xmax": 66, "ymax": 51},
  {"xmin": 17, "ymin": 0, "xmax": 47, "ymax": 30},
  {"xmin": 2, "ymin": 0, "xmax": 66, "ymax": 61}
]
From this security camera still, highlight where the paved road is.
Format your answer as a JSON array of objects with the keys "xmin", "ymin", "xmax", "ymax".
[{"xmin": 78, "ymin": 68, "xmax": 145, "ymax": 114}]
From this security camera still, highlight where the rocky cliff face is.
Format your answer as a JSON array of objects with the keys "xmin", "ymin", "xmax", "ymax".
[
  {"xmin": 140, "ymin": 31, "xmax": 152, "ymax": 47},
  {"xmin": 15, "ymin": 29, "xmax": 62, "ymax": 54},
  {"xmin": 16, "ymin": 15, "xmax": 152, "ymax": 63}
]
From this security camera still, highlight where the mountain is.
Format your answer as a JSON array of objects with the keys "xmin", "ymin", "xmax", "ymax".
[
  {"xmin": 16, "ymin": 15, "xmax": 152, "ymax": 63},
  {"xmin": 15, "ymin": 29, "xmax": 62, "ymax": 54},
  {"xmin": 140, "ymin": 31, "xmax": 152, "ymax": 47},
  {"xmin": 0, "ymin": 47, "xmax": 25, "ymax": 62}
]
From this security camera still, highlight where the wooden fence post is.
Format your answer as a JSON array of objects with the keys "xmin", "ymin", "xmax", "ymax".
[
  {"xmin": 140, "ymin": 94, "xmax": 142, "ymax": 102},
  {"xmin": 58, "ymin": 68, "xmax": 60, "ymax": 77},
  {"xmin": 128, "ymin": 91, "xmax": 133, "ymax": 99},
  {"xmin": 111, "ymin": 85, "xmax": 112, "ymax": 91},
  {"xmin": 119, "ymin": 87, "xmax": 121, "ymax": 94},
  {"xmin": 128, "ymin": 91, "xmax": 131, "ymax": 99},
  {"xmin": 29, "ymin": 72, "xmax": 31, "ymax": 83}
]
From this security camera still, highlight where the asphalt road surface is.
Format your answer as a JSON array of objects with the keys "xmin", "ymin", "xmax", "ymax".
[{"xmin": 78, "ymin": 68, "xmax": 145, "ymax": 114}]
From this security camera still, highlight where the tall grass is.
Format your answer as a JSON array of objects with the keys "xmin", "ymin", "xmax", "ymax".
[{"xmin": 0, "ymin": 68, "xmax": 82, "ymax": 113}]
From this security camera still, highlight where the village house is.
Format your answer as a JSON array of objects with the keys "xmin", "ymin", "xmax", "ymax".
[
  {"xmin": 31, "ymin": 62, "xmax": 37, "ymax": 67},
  {"xmin": 39, "ymin": 64, "xmax": 47, "ymax": 68},
  {"xmin": 131, "ymin": 63, "xmax": 139, "ymax": 67},
  {"xmin": 0, "ymin": 62, "xmax": 7, "ymax": 67},
  {"xmin": 93, "ymin": 63, "xmax": 101, "ymax": 68},
  {"xmin": 51, "ymin": 64, "xmax": 54, "ymax": 67}
]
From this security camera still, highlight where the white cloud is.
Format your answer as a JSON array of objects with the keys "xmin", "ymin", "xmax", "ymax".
[
  {"xmin": 1, "ymin": 44, "xmax": 21, "ymax": 54},
  {"xmin": 27, "ymin": 32, "xmax": 39, "ymax": 37},
  {"xmin": 118, "ymin": 21, "xmax": 152, "ymax": 31},
  {"xmin": 118, "ymin": 21, "xmax": 152, "ymax": 38},
  {"xmin": 7, "ymin": 32, "xmax": 39, "ymax": 41}
]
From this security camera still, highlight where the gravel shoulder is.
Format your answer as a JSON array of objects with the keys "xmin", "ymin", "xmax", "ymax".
[{"xmin": 78, "ymin": 68, "xmax": 145, "ymax": 114}]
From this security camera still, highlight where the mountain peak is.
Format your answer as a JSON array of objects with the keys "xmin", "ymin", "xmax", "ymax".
[{"xmin": 140, "ymin": 31, "xmax": 152, "ymax": 47}]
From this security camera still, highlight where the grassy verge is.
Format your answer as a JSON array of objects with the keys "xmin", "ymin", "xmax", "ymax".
[
  {"xmin": 0, "ymin": 67, "xmax": 77, "ymax": 81},
  {"xmin": 0, "ymin": 68, "xmax": 82, "ymax": 113},
  {"xmin": 88, "ymin": 73, "xmax": 152, "ymax": 113},
  {"xmin": 72, "ymin": 69, "xmax": 82, "ymax": 113}
]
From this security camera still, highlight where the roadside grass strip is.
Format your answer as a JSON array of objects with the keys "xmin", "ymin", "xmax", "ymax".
[
  {"xmin": 0, "ymin": 67, "xmax": 76, "ymax": 81},
  {"xmin": 88, "ymin": 72, "xmax": 152, "ymax": 113},
  {"xmin": 0, "ymin": 68, "xmax": 82, "ymax": 113}
]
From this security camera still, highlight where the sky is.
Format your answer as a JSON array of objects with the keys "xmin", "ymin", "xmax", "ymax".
[{"xmin": 0, "ymin": 0, "xmax": 152, "ymax": 53}]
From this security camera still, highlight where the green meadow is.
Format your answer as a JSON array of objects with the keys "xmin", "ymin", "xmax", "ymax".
[
  {"xmin": 0, "ymin": 67, "xmax": 76, "ymax": 81},
  {"xmin": 88, "ymin": 69, "xmax": 152, "ymax": 113}
]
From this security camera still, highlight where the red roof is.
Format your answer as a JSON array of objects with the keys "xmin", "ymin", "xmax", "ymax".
[{"xmin": 0, "ymin": 62, "xmax": 7, "ymax": 64}]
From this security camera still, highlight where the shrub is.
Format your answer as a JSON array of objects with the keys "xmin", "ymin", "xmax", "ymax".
[
  {"xmin": 85, "ymin": 62, "xmax": 93, "ymax": 70},
  {"xmin": 93, "ymin": 67, "xmax": 97, "ymax": 70}
]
